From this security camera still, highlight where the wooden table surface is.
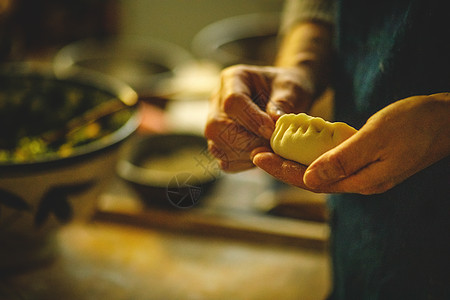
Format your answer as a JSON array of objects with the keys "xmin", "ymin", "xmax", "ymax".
[
  {"xmin": 0, "ymin": 171, "xmax": 331, "ymax": 300},
  {"xmin": 0, "ymin": 221, "xmax": 330, "ymax": 300}
]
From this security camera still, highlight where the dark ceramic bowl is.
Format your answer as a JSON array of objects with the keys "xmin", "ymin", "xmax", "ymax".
[
  {"xmin": 117, "ymin": 133, "xmax": 220, "ymax": 209},
  {"xmin": 0, "ymin": 63, "xmax": 139, "ymax": 271}
]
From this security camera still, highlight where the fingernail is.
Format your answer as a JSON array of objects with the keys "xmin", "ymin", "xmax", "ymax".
[
  {"xmin": 304, "ymin": 165, "xmax": 344, "ymax": 188},
  {"xmin": 250, "ymin": 146, "xmax": 270, "ymax": 160},
  {"xmin": 251, "ymin": 152, "xmax": 260, "ymax": 164},
  {"xmin": 259, "ymin": 126, "xmax": 274, "ymax": 139},
  {"xmin": 275, "ymin": 109, "xmax": 284, "ymax": 116},
  {"xmin": 303, "ymin": 169, "xmax": 321, "ymax": 188},
  {"xmin": 250, "ymin": 149, "xmax": 260, "ymax": 161}
]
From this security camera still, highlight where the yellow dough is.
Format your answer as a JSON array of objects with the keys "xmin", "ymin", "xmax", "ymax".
[{"xmin": 270, "ymin": 113, "xmax": 357, "ymax": 165}]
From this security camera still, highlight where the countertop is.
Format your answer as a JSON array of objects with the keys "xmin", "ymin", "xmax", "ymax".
[
  {"xmin": 0, "ymin": 221, "xmax": 330, "ymax": 300},
  {"xmin": 0, "ymin": 171, "xmax": 331, "ymax": 300}
]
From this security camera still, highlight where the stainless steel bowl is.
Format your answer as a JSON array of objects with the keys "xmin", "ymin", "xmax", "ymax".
[
  {"xmin": 191, "ymin": 13, "xmax": 280, "ymax": 67},
  {"xmin": 54, "ymin": 36, "xmax": 195, "ymax": 98}
]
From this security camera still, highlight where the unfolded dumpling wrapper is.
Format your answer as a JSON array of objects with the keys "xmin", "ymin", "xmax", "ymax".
[{"xmin": 270, "ymin": 113, "xmax": 357, "ymax": 165}]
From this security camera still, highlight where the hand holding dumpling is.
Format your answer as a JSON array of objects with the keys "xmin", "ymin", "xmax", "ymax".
[
  {"xmin": 270, "ymin": 113, "xmax": 357, "ymax": 165},
  {"xmin": 253, "ymin": 94, "xmax": 450, "ymax": 194}
]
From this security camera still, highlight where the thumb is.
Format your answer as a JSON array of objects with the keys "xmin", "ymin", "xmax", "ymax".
[
  {"xmin": 303, "ymin": 131, "xmax": 377, "ymax": 189},
  {"xmin": 266, "ymin": 75, "xmax": 313, "ymax": 121},
  {"xmin": 265, "ymin": 97, "xmax": 292, "ymax": 122}
]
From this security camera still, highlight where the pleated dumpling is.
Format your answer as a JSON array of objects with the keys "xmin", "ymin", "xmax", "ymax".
[{"xmin": 270, "ymin": 113, "xmax": 357, "ymax": 165}]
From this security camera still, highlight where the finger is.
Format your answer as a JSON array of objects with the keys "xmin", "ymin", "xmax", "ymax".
[
  {"xmin": 208, "ymin": 140, "xmax": 258, "ymax": 163},
  {"xmin": 209, "ymin": 142, "xmax": 255, "ymax": 172},
  {"xmin": 303, "ymin": 129, "xmax": 382, "ymax": 189},
  {"xmin": 218, "ymin": 159, "xmax": 255, "ymax": 173},
  {"xmin": 252, "ymin": 151, "xmax": 310, "ymax": 190},
  {"xmin": 222, "ymin": 92, "xmax": 275, "ymax": 139},
  {"xmin": 266, "ymin": 72, "xmax": 313, "ymax": 120},
  {"xmin": 208, "ymin": 137, "xmax": 267, "ymax": 173},
  {"xmin": 205, "ymin": 117, "xmax": 267, "ymax": 153},
  {"xmin": 265, "ymin": 97, "xmax": 294, "ymax": 121},
  {"xmin": 250, "ymin": 146, "xmax": 272, "ymax": 159},
  {"xmin": 214, "ymin": 121, "xmax": 268, "ymax": 152},
  {"xmin": 220, "ymin": 67, "xmax": 275, "ymax": 139},
  {"xmin": 312, "ymin": 160, "xmax": 398, "ymax": 194}
]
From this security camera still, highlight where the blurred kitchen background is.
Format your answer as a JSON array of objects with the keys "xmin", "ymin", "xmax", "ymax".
[
  {"xmin": 1, "ymin": 0, "xmax": 300, "ymax": 130},
  {"xmin": 0, "ymin": 0, "xmax": 282, "ymax": 61},
  {"xmin": 0, "ymin": 1, "xmax": 332, "ymax": 299}
]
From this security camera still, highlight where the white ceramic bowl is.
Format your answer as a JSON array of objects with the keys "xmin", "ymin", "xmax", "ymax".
[{"xmin": 0, "ymin": 63, "xmax": 139, "ymax": 271}]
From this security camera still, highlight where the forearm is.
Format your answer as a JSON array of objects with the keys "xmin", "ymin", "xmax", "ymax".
[
  {"xmin": 275, "ymin": 21, "xmax": 333, "ymax": 68},
  {"xmin": 275, "ymin": 21, "xmax": 333, "ymax": 98}
]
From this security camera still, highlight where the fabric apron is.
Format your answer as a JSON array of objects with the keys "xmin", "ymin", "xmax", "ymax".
[{"xmin": 328, "ymin": 0, "xmax": 450, "ymax": 299}]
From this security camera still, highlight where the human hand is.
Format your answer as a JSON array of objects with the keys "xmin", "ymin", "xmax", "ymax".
[
  {"xmin": 204, "ymin": 64, "xmax": 317, "ymax": 172},
  {"xmin": 253, "ymin": 93, "xmax": 450, "ymax": 194}
]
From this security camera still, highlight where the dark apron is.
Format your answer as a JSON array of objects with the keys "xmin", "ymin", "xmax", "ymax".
[{"xmin": 328, "ymin": 0, "xmax": 450, "ymax": 299}]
